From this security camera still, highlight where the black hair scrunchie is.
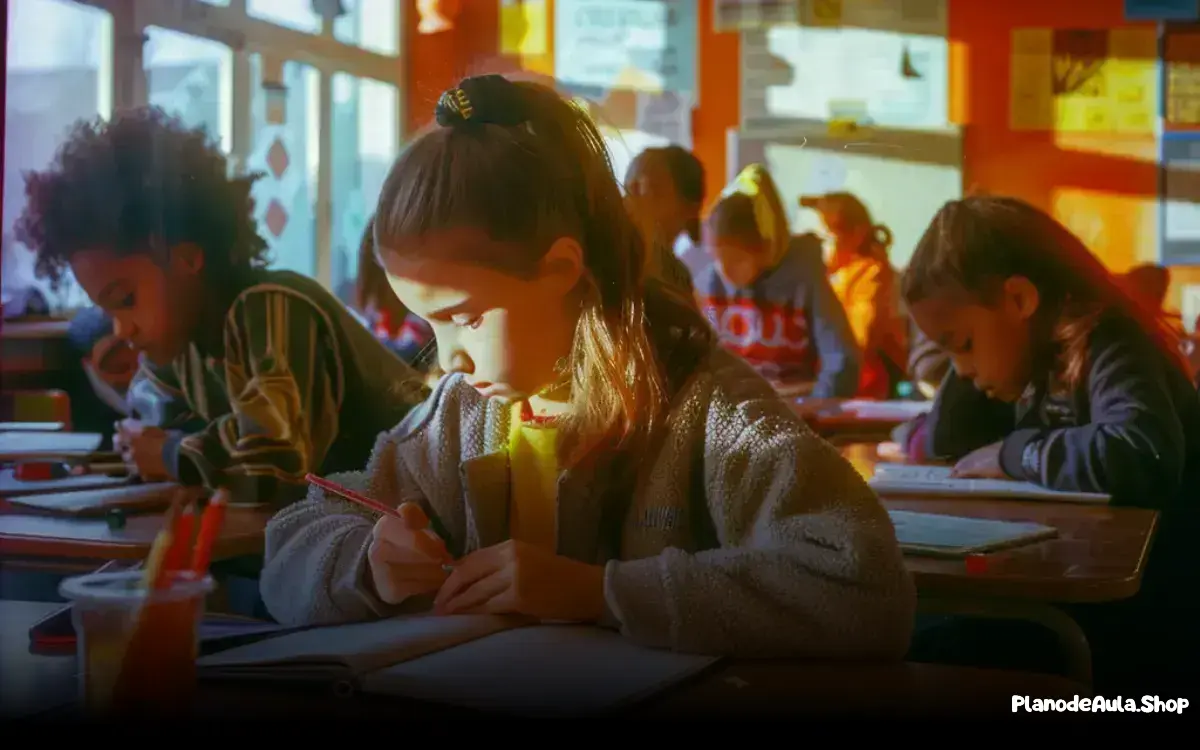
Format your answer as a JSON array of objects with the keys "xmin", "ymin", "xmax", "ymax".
[{"xmin": 434, "ymin": 75, "xmax": 527, "ymax": 128}]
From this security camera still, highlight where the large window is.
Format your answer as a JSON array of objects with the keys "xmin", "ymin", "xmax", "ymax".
[
  {"xmin": 3, "ymin": 0, "xmax": 113, "ymax": 308},
  {"xmin": 2, "ymin": 0, "xmax": 403, "ymax": 309}
]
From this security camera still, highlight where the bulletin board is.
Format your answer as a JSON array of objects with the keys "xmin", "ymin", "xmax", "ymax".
[
  {"xmin": 726, "ymin": 121, "xmax": 963, "ymax": 269},
  {"xmin": 1162, "ymin": 25, "xmax": 1200, "ymax": 265}
]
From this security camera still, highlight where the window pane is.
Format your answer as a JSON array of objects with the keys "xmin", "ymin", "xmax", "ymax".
[
  {"xmin": 248, "ymin": 0, "xmax": 322, "ymax": 35},
  {"xmin": 249, "ymin": 56, "xmax": 320, "ymax": 277},
  {"xmin": 3, "ymin": 0, "xmax": 112, "ymax": 309},
  {"xmin": 330, "ymin": 73, "xmax": 399, "ymax": 301},
  {"xmin": 334, "ymin": 0, "xmax": 399, "ymax": 56},
  {"xmin": 144, "ymin": 27, "xmax": 232, "ymax": 153}
]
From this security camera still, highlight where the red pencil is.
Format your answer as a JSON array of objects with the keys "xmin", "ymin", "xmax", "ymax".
[
  {"xmin": 305, "ymin": 473, "xmax": 400, "ymax": 518},
  {"xmin": 190, "ymin": 489, "xmax": 228, "ymax": 576},
  {"xmin": 160, "ymin": 502, "xmax": 196, "ymax": 574}
]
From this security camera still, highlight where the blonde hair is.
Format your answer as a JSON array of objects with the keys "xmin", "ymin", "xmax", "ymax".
[
  {"xmin": 373, "ymin": 75, "xmax": 712, "ymax": 470},
  {"xmin": 709, "ymin": 164, "xmax": 791, "ymax": 266}
]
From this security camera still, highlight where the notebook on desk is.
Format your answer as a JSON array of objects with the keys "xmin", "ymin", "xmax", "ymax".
[
  {"xmin": 0, "ymin": 468, "xmax": 133, "ymax": 499},
  {"xmin": 888, "ymin": 509, "xmax": 1058, "ymax": 558},
  {"xmin": 837, "ymin": 400, "xmax": 933, "ymax": 421},
  {"xmin": 0, "ymin": 431, "xmax": 105, "ymax": 460},
  {"xmin": 869, "ymin": 463, "xmax": 1110, "ymax": 504},
  {"xmin": 4, "ymin": 482, "xmax": 178, "ymax": 516},
  {"xmin": 197, "ymin": 614, "xmax": 720, "ymax": 716}
]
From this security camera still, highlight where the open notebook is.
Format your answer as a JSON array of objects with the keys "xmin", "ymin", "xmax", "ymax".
[
  {"xmin": 869, "ymin": 463, "xmax": 1110, "ymax": 504},
  {"xmin": 197, "ymin": 614, "xmax": 720, "ymax": 716},
  {"xmin": 888, "ymin": 509, "xmax": 1058, "ymax": 558}
]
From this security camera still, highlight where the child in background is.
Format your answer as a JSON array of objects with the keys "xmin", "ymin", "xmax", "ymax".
[
  {"xmin": 903, "ymin": 196, "xmax": 1200, "ymax": 694},
  {"xmin": 800, "ymin": 192, "xmax": 908, "ymax": 399},
  {"xmin": 260, "ymin": 75, "xmax": 914, "ymax": 659},
  {"xmin": 624, "ymin": 145, "xmax": 709, "ymax": 283},
  {"xmin": 354, "ymin": 215, "xmax": 436, "ymax": 369},
  {"xmin": 696, "ymin": 165, "xmax": 860, "ymax": 398},
  {"xmin": 16, "ymin": 107, "xmax": 427, "ymax": 506}
]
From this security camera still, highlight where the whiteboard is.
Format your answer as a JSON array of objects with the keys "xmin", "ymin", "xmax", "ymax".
[{"xmin": 727, "ymin": 122, "xmax": 963, "ymax": 269}]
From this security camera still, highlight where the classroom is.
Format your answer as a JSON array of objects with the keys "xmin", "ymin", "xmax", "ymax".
[{"xmin": 1, "ymin": 0, "xmax": 1198, "ymax": 720}]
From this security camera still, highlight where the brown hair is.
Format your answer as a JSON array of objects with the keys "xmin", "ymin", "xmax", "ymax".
[
  {"xmin": 373, "ymin": 74, "xmax": 712, "ymax": 470},
  {"xmin": 800, "ymin": 192, "xmax": 892, "ymax": 261},
  {"xmin": 354, "ymin": 215, "xmax": 409, "ymax": 324},
  {"xmin": 902, "ymin": 196, "xmax": 1185, "ymax": 389},
  {"xmin": 624, "ymin": 145, "xmax": 706, "ymax": 243},
  {"xmin": 706, "ymin": 192, "xmax": 765, "ymax": 248}
]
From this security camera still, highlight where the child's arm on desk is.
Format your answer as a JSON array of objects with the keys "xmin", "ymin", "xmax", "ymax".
[
  {"xmin": 605, "ymin": 389, "xmax": 915, "ymax": 660},
  {"xmin": 922, "ymin": 371, "xmax": 1016, "ymax": 460}
]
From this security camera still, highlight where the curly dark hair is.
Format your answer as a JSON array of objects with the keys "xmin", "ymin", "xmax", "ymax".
[{"xmin": 15, "ymin": 106, "xmax": 269, "ymax": 288}]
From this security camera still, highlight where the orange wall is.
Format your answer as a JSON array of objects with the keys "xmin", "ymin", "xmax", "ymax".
[{"xmin": 405, "ymin": 0, "xmax": 1200, "ymax": 307}]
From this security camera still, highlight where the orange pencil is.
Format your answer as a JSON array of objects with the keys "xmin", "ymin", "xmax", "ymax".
[
  {"xmin": 190, "ymin": 489, "xmax": 229, "ymax": 576},
  {"xmin": 160, "ymin": 502, "xmax": 196, "ymax": 575}
]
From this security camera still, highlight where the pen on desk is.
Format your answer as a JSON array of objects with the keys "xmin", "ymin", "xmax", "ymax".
[{"xmin": 304, "ymin": 473, "xmax": 455, "ymax": 572}]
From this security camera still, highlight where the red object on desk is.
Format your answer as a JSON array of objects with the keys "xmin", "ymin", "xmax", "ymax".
[
  {"xmin": 14, "ymin": 462, "xmax": 69, "ymax": 481},
  {"xmin": 965, "ymin": 554, "xmax": 989, "ymax": 574}
]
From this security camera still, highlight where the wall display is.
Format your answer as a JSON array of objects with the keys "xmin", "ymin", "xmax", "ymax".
[
  {"xmin": 555, "ymin": 0, "xmax": 697, "ymax": 98},
  {"xmin": 712, "ymin": 0, "xmax": 797, "ymax": 31},
  {"xmin": 1009, "ymin": 28, "xmax": 1158, "ymax": 134}
]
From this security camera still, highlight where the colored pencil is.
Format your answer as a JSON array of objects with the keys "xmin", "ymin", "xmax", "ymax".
[
  {"xmin": 304, "ymin": 473, "xmax": 401, "ymax": 518},
  {"xmin": 189, "ymin": 489, "xmax": 228, "ymax": 576},
  {"xmin": 141, "ymin": 501, "xmax": 182, "ymax": 590}
]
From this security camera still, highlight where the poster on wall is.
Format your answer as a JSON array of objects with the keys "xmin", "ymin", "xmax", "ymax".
[
  {"xmin": 741, "ymin": 25, "xmax": 949, "ymax": 131},
  {"xmin": 712, "ymin": 0, "xmax": 797, "ymax": 32},
  {"xmin": 1009, "ymin": 28, "xmax": 1158, "ymax": 134},
  {"xmin": 1167, "ymin": 30, "xmax": 1200, "ymax": 127},
  {"xmin": 555, "ymin": 0, "xmax": 698, "ymax": 98},
  {"xmin": 500, "ymin": 0, "xmax": 548, "ymax": 56},
  {"xmin": 1124, "ymin": 0, "xmax": 1199, "ymax": 21},
  {"xmin": 1160, "ymin": 134, "xmax": 1200, "ymax": 265}
]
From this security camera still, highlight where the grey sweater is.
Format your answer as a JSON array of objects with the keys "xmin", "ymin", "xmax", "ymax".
[{"xmin": 260, "ymin": 346, "xmax": 915, "ymax": 659}]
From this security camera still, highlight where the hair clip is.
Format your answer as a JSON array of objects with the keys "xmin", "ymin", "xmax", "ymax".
[{"xmin": 452, "ymin": 89, "xmax": 473, "ymax": 121}]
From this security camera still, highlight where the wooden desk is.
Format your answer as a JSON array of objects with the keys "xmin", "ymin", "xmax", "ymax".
[
  {"xmin": 841, "ymin": 443, "xmax": 1158, "ymax": 604},
  {"xmin": 795, "ymin": 399, "xmax": 923, "ymax": 443},
  {"xmin": 841, "ymin": 443, "xmax": 1159, "ymax": 687},
  {"xmin": 0, "ymin": 505, "xmax": 270, "ymax": 563},
  {"xmin": 1, "ymin": 320, "xmax": 72, "ymax": 380},
  {"xmin": 0, "ymin": 600, "xmax": 1089, "ymax": 720}
]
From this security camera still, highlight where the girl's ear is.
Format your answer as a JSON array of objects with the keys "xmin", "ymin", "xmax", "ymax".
[
  {"xmin": 168, "ymin": 242, "xmax": 205, "ymax": 276},
  {"xmin": 1003, "ymin": 275, "xmax": 1041, "ymax": 321},
  {"xmin": 538, "ymin": 236, "xmax": 585, "ymax": 296}
]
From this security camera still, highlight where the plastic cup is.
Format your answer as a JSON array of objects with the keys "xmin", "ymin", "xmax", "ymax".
[{"xmin": 59, "ymin": 570, "xmax": 215, "ymax": 716}]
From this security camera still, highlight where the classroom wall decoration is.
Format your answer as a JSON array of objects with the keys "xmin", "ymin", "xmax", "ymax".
[
  {"xmin": 1009, "ymin": 28, "xmax": 1158, "ymax": 133},
  {"xmin": 1123, "ymin": 0, "xmax": 1200, "ymax": 21},
  {"xmin": 554, "ymin": 0, "xmax": 698, "ymax": 98},
  {"xmin": 1167, "ymin": 30, "xmax": 1200, "ymax": 127},
  {"xmin": 500, "ymin": 0, "xmax": 549, "ymax": 56},
  {"xmin": 712, "ymin": 0, "xmax": 798, "ymax": 32}
]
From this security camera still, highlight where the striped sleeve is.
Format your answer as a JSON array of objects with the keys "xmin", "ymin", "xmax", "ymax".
[{"xmin": 170, "ymin": 287, "xmax": 346, "ymax": 506}]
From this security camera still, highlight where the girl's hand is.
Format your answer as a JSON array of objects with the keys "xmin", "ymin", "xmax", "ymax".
[
  {"xmin": 950, "ymin": 441, "xmax": 1007, "ymax": 479},
  {"xmin": 433, "ymin": 540, "xmax": 606, "ymax": 622},
  {"xmin": 115, "ymin": 419, "xmax": 170, "ymax": 481},
  {"xmin": 367, "ymin": 503, "xmax": 452, "ymax": 605}
]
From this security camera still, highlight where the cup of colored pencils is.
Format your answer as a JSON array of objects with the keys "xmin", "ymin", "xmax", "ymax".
[{"xmin": 58, "ymin": 487, "xmax": 229, "ymax": 716}]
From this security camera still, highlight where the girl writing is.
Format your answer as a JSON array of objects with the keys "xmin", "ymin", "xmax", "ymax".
[
  {"xmin": 696, "ymin": 166, "xmax": 860, "ymax": 399},
  {"xmin": 904, "ymin": 196, "xmax": 1200, "ymax": 693},
  {"xmin": 260, "ymin": 75, "xmax": 914, "ymax": 659}
]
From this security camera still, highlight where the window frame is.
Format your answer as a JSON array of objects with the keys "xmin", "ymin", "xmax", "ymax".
[{"xmin": 72, "ymin": 0, "xmax": 406, "ymax": 288}]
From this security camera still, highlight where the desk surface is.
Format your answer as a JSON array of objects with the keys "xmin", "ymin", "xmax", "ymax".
[
  {"xmin": 0, "ymin": 319, "xmax": 72, "ymax": 340},
  {"xmin": 0, "ymin": 503, "xmax": 271, "ymax": 562},
  {"xmin": 0, "ymin": 600, "xmax": 1088, "ymax": 719},
  {"xmin": 842, "ymin": 444, "xmax": 1158, "ymax": 603}
]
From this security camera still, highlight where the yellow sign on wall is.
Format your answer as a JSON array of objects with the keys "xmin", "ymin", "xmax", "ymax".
[{"xmin": 1009, "ymin": 28, "xmax": 1158, "ymax": 134}]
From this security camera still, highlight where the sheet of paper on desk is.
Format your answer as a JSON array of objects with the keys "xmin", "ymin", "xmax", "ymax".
[
  {"xmin": 838, "ymin": 400, "xmax": 933, "ymax": 420},
  {"xmin": 869, "ymin": 463, "xmax": 1111, "ymax": 503},
  {"xmin": 0, "ymin": 431, "xmax": 103, "ymax": 459}
]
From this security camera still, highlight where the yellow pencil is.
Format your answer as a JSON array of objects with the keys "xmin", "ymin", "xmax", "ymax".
[{"xmin": 140, "ymin": 501, "xmax": 182, "ymax": 589}]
